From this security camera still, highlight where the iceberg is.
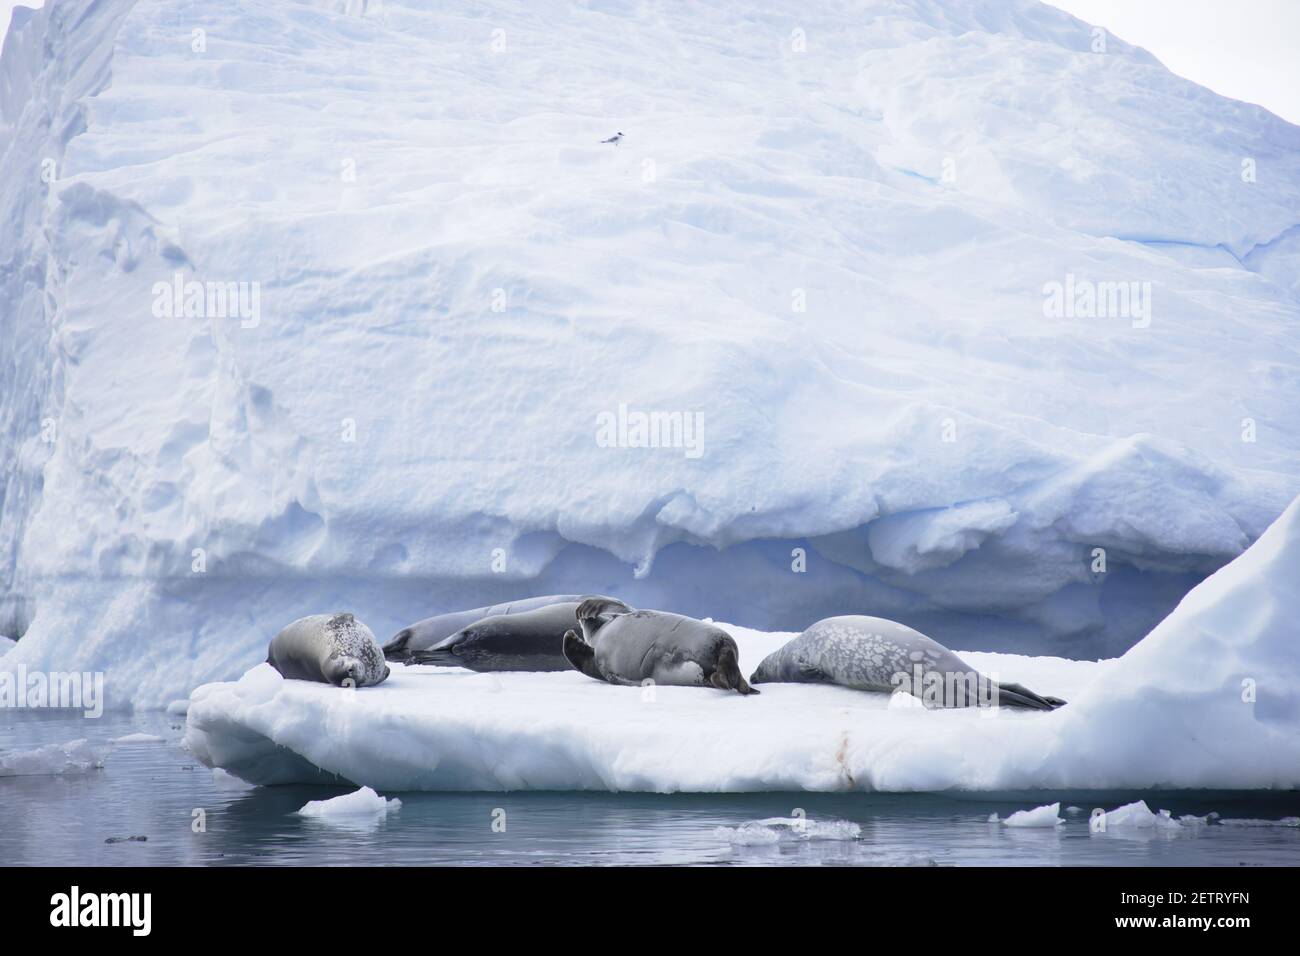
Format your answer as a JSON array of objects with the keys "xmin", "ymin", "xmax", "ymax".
[
  {"xmin": 185, "ymin": 494, "xmax": 1300, "ymax": 792},
  {"xmin": 2, "ymin": 0, "xmax": 1298, "ymax": 707}
]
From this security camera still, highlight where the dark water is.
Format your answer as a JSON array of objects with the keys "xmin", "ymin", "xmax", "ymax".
[{"xmin": 2, "ymin": 712, "xmax": 1298, "ymax": 867}]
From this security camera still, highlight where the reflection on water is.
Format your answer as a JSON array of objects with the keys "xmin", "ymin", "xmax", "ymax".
[{"xmin": 2, "ymin": 712, "xmax": 1298, "ymax": 867}]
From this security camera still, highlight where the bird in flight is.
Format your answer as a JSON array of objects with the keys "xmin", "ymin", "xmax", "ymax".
[{"xmin": 600, "ymin": 132, "xmax": 624, "ymax": 145}]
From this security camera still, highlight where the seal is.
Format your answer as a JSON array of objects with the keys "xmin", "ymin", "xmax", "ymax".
[
  {"xmin": 562, "ymin": 597, "xmax": 758, "ymax": 695},
  {"xmin": 749, "ymin": 615, "xmax": 1064, "ymax": 710},
  {"xmin": 382, "ymin": 594, "xmax": 583, "ymax": 662},
  {"xmin": 266, "ymin": 612, "xmax": 390, "ymax": 687},
  {"xmin": 407, "ymin": 599, "xmax": 629, "ymax": 672}
]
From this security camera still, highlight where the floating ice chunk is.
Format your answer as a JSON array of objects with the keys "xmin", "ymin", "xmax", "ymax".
[
  {"xmin": 719, "ymin": 816, "xmax": 860, "ymax": 844},
  {"xmin": 296, "ymin": 786, "xmax": 401, "ymax": 821},
  {"xmin": 1002, "ymin": 803, "xmax": 1062, "ymax": 827},
  {"xmin": 1096, "ymin": 800, "xmax": 1183, "ymax": 830},
  {"xmin": 715, "ymin": 823, "xmax": 781, "ymax": 846},
  {"xmin": 113, "ymin": 732, "xmax": 165, "ymax": 744},
  {"xmin": 1217, "ymin": 817, "xmax": 1300, "ymax": 828},
  {"xmin": 165, "ymin": 699, "xmax": 190, "ymax": 715},
  {"xmin": 803, "ymin": 819, "xmax": 861, "ymax": 841},
  {"xmin": 0, "ymin": 739, "xmax": 104, "ymax": 776}
]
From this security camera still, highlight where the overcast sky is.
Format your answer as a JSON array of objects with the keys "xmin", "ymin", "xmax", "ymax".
[
  {"xmin": 1046, "ymin": 0, "xmax": 1300, "ymax": 124},
  {"xmin": 2, "ymin": 0, "xmax": 1298, "ymax": 124}
]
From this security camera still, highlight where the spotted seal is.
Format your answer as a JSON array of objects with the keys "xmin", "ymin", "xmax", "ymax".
[
  {"xmin": 750, "ymin": 615, "xmax": 1064, "ymax": 709},
  {"xmin": 266, "ymin": 612, "xmax": 390, "ymax": 687}
]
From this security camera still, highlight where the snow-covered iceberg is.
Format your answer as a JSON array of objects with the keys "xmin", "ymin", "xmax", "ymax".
[
  {"xmin": 185, "ymin": 494, "xmax": 1300, "ymax": 792},
  {"xmin": 3, "ymin": 0, "xmax": 1300, "ymax": 706}
]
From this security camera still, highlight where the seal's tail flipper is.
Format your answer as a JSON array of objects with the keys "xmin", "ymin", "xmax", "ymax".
[
  {"xmin": 406, "ymin": 647, "xmax": 458, "ymax": 667},
  {"xmin": 562, "ymin": 629, "xmax": 604, "ymax": 681},
  {"xmin": 997, "ymin": 681, "xmax": 1065, "ymax": 711},
  {"xmin": 575, "ymin": 596, "xmax": 633, "ymax": 643},
  {"xmin": 381, "ymin": 628, "xmax": 413, "ymax": 662},
  {"xmin": 711, "ymin": 644, "xmax": 759, "ymax": 695},
  {"xmin": 575, "ymin": 596, "xmax": 633, "ymax": 624}
]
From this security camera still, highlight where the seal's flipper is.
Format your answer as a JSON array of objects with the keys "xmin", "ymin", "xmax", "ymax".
[
  {"xmin": 710, "ymin": 644, "xmax": 759, "ymax": 695},
  {"xmin": 407, "ymin": 646, "xmax": 460, "ymax": 667},
  {"xmin": 998, "ymin": 681, "xmax": 1061, "ymax": 711},
  {"xmin": 382, "ymin": 627, "xmax": 414, "ymax": 662},
  {"xmin": 562, "ymin": 629, "xmax": 604, "ymax": 681},
  {"xmin": 575, "ymin": 596, "xmax": 632, "ymax": 622},
  {"xmin": 323, "ymin": 655, "xmax": 364, "ymax": 687},
  {"xmin": 575, "ymin": 596, "xmax": 632, "ymax": 643},
  {"xmin": 995, "ymin": 682, "xmax": 1055, "ymax": 711}
]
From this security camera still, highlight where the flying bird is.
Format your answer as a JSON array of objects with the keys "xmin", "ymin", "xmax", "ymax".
[{"xmin": 600, "ymin": 132, "xmax": 624, "ymax": 145}]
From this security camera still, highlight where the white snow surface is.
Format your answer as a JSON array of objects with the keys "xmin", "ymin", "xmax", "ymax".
[
  {"xmin": 3, "ymin": 0, "xmax": 1300, "ymax": 706},
  {"xmin": 187, "ymin": 493, "xmax": 1300, "ymax": 792}
]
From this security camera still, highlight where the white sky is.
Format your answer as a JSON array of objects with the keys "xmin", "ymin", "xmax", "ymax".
[
  {"xmin": 1046, "ymin": 0, "xmax": 1300, "ymax": 124},
  {"xmin": 2, "ymin": 0, "xmax": 1297, "ymax": 124}
]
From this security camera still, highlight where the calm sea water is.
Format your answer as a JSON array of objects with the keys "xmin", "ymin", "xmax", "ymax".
[{"xmin": 2, "ymin": 711, "xmax": 1298, "ymax": 867}]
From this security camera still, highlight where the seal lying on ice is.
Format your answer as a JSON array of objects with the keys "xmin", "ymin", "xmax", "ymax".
[
  {"xmin": 562, "ymin": 598, "xmax": 758, "ymax": 695},
  {"xmin": 749, "ymin": 615, "xmax": 1064, "ymax": 710},
  {"xmin": 382, "ymin": 594, "xmax": 583, "ymax": 662},
  {"xmin": 267, "ymin": 612, "xmax": 390, "ymax": 687},
  {"xmin": 407, "ymin": 599, "xmax": 629, "ymax": 672}
]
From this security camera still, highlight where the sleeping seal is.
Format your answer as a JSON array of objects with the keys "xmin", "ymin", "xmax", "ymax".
[
  {"xmin": 382, "ymin": 594, "xmax": 583, "ymax": 662},
  {"xmin": 749, "ymin": 615, "xmax": 1064, "ymax": 710},
  {"xmin": 407, "ymin": 598, "xmax": 629, "ymax": 671},
  {"xmin": 267, "ymin": 612, "xmax": 390, "ymax": 687},
  {"xmin": 562, "ymin": 597, "xmax": 757, "ymax": 695}
]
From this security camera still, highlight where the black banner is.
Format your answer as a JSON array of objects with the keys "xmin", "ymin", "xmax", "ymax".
[{"xmin": 1, "ymin": 865, "xmax": 1281, "ymax": 940}]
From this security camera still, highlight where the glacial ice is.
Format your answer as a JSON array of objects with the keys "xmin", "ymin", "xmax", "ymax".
[
  {"xmin": 1, "ymin": 0, "xmax": 1299, "ymax": 707},
  {"xmin": 185, "ymin": 493, "xmax": 1300, "ymax": 792}
]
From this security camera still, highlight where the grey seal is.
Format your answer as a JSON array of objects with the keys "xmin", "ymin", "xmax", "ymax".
[
  {"xmin": 383, "ymin": 594, "xmax": 584, "ymax": 662},
  {"xmin": 749, "ymin": 615, "xmax": 1064, "ymax": 710},
  {"xmin": 562, "ymin": 598, "xmax": 757, "ymax": 695},
  {"xmin": 407, "ymin": 599, "xmax": 629, "ymax": 672},
  {"xmin": 266, "ymin": 612, "xmax": 390, "ymax": 687}
]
